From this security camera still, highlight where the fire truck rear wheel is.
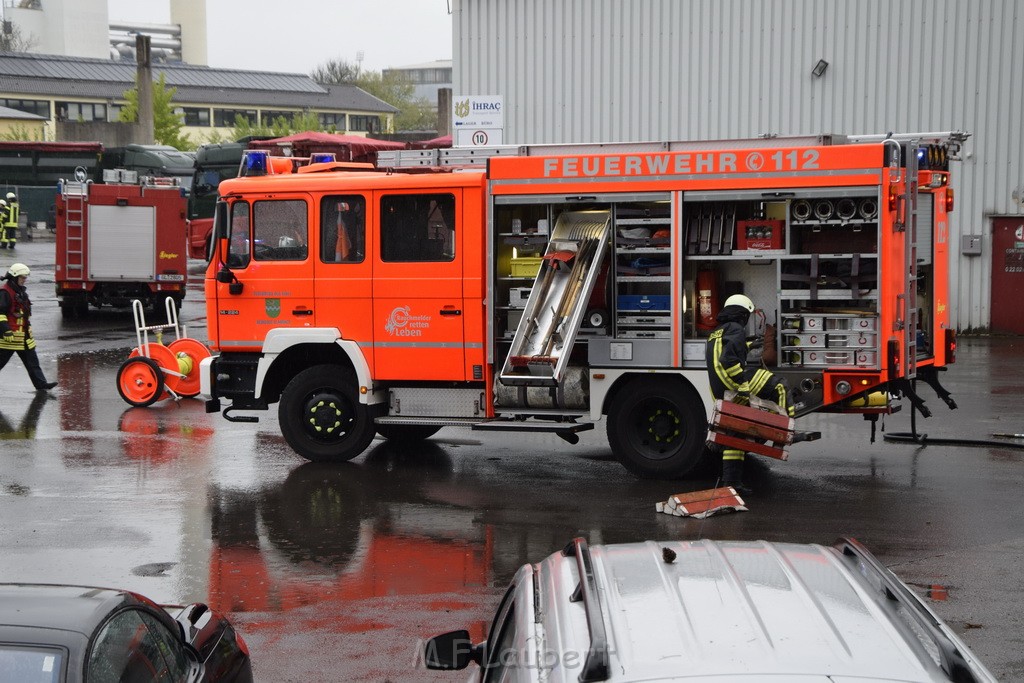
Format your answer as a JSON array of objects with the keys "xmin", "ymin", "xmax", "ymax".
[
  {"xmin": 374, "ymin": 424, "xmax": 442, "ymax": 443},
  {"xmin": 279, "ymin": 365, "xmax": 378, "ymax": 462},
  {"xmin": 606, "ymin": 376, "xmax": 707, "ymax": 479}
]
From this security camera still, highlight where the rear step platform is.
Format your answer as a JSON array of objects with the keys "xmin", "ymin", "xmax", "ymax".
[{"xmin": 708, "ymin": 399, "xmax": 821, "ymax": 461}]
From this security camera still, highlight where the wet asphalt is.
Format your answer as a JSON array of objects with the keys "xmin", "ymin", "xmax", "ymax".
[{"xmin": 1, "ymin": 234, "xmax": 1023, "ymax": 681}]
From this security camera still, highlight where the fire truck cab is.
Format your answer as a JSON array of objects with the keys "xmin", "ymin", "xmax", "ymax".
[{"xmin": 202, "ymin": 134, "xmax": 963, "ymax": 478}]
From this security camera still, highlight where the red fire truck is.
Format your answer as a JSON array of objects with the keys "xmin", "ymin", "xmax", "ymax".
[
  {"xmin": 55, "ymin": 171, "xmax": 188, "ymax": 318},
  {"xmin": 200, "ymin": 133, "xmax": 965, "ymax": 478}
]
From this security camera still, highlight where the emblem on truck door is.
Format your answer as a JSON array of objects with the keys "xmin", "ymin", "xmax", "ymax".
[
  {"xmin": 265, "ymin": 298, "xmax": 280, "ymax": 318},
  {"xmin": 385, "ymin": 306, "xmax": 431, "ymax": 336}
]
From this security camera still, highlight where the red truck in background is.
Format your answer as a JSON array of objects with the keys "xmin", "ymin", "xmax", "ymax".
[
  {"xmin": 187, "ymin": 133, "xmax": 407, "ymax": 260},
  {"xmin": 55, "ymin": 173, "xmax": 188, "ymax": 319}
]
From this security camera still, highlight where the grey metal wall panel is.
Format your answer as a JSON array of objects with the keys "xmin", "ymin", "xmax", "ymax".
[{"xmin": 453, "ymin": 0, "xmax": 1023, "ymax": 330}]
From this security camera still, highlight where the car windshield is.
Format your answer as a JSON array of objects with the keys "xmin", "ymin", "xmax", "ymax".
[{"xmin": 0, "ymin": 644, "xmax": 63, "ymax": 683}]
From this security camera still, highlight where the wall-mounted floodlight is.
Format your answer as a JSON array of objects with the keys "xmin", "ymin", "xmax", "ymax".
[{"xmin": 812, "ymin": 59, "xmax": 829, "ymax": 77}]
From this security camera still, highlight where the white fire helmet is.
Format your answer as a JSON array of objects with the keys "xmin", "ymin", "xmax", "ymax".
[
  {"xmin": 7, "ymin": 263, "xmax": 30, "ymax": 278},
  {"xmin": 724, "ymin": 294, "xmax": 755, "ymax": 313}
]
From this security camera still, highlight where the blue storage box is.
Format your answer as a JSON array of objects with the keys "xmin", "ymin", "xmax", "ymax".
[{"xmin": 617, "ymin": 294, "xmax": 671, "ymax": 311}]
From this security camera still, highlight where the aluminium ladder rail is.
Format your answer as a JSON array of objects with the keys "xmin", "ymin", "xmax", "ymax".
[{"xmin": 499, "ymin": 210, "xmax": 611, "ymax": 386}]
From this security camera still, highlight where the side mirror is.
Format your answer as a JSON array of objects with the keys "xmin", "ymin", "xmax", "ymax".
[
  {"xmin": 216, "ymin": 267, "xmax": 244, "ymax": 295},
  {"xmin": 423, "ymin": 630, "xmax": 480, "ymax": 670}
]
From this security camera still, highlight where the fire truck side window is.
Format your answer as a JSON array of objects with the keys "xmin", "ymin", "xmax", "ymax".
[
  {"xmin": 227, "ymin": 201, "xmax": 250, "ymax": 268},
  {"xmin": 253, "ymin": 199, "xmax": 308, "ymax": 261},
  {"xmin": 380, "ymin": 193, "xmax": 456, "ymax": 262},
  {"xmin": 320, "ymin": 195, "xmax": 365, "ymax": 263}
]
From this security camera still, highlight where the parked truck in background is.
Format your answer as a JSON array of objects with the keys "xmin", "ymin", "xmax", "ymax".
[
  {"xmin": 199, "ymin": 133, "xmax": 965, "ymax": 479},
  {"xmin": 54, "ymin": 172, "xmax": 188, "ymax": 318},
  {"xmin": 187, "ymin": 133, "xmax": 405, "ymax": 260}
]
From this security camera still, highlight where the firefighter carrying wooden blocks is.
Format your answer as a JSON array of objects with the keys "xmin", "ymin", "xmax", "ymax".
[{"xmin": 705, "ymin": 294, "xmax": 793, "ymax": 494}]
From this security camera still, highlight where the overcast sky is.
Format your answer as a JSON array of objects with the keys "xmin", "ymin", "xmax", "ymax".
[{"xmin": 107, "ymin": 0, "xmax": 453, "ymax": 75}]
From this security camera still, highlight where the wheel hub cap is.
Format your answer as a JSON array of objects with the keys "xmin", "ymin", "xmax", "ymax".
[
  {"xmin": 647, "ymin": 408, "xmax": 680, "ymax": 444},
  {"xmin": 305, "ymin": 394, "xmax": 344, "ymax": 436}
]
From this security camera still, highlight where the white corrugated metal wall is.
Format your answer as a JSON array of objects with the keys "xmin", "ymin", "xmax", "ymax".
[{"xmin": 453, "ymin": 0, "xmax": 1024, "ymax": 331}]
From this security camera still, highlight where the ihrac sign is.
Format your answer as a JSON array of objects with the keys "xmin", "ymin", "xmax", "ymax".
[{"xmin": 453, "ymin": 95, "xmax": 504, "ymax": 146}]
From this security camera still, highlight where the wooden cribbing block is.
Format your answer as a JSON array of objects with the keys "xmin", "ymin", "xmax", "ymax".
[
  {"xmin": 714, "ymin": 399, "xmax": 794, "ymax": 432},
  {"xmin": 708, "ymin": 430, "xmax": 789, "ymax": 461},
  {"xmin": 712, "ymin": 410, "xmax": 794, "ymax": 444}
]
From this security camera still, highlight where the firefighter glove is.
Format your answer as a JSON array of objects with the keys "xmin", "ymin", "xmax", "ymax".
[
  {"xmin": 747, "ymin": 337, "xmax": 763, "ymax": 350},
  {"xmin": 1, "ymin": 327, "xmax": 13, "ymax": 343}
]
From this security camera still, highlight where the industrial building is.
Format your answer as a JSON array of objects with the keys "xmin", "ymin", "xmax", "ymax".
[
  {"xmin": 0, "ymin": 0, "xmax": 397, "ymax": 143},
  {"xmin": 452, "ymin": 0, "xmax": 1024, "ymax": 333}
]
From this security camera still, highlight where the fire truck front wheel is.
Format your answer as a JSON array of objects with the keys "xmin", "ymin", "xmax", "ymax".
[
  {"xmin": 606, "ymin": 376, "xmax": 707, "ymax": 479},
  {"xmin": 279, "ymin": 365, "xmax": 378, "ymax": 462}
]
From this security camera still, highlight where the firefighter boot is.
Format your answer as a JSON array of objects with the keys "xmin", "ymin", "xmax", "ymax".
[{"xmin": 722, "ymin": 450, "xmax": 752, "ymax": 495}]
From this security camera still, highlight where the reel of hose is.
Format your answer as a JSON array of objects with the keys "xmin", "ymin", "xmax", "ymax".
[
  {"xmin": 813, "ymin": 199, "xmax": 835, "ymax": 221},
  {"xmin": 791, "ymin": 199, "xmax": 812, "ymax": 222},
  {"xmin": 836, "ymin": 198, "xmax": 858, "ymax": 221},
  {"xmin": 858, "ymin": 198, "xmax": 878, "ymax": 220}
]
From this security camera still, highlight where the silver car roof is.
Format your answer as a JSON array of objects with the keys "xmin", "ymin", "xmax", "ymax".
[{"xmin": 536, "ymin": 539, "xmax": 992, "ymax": 682}]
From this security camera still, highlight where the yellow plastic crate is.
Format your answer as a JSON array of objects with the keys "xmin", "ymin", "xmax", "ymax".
[{"xmin": 510, "ymin": 256, "xmax": 543, "ymax": 277}]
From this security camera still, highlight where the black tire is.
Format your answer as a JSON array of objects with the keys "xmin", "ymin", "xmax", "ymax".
[
  {"xmin": 116, "ymin": 356, "xmax": 165, "ymax": 408},
  {"xmin": 278, "ymin": 364, "xmax": 378, "ymax": 463},
  {"xmin": 374, "ymin": 424, "xmax": 441, "ymax": 443},
  {"xmin": 606, "ymin": 376, "xmax": 708, "ymax": 479}
]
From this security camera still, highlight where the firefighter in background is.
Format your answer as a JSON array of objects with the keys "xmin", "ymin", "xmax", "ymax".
[
  {"xmin": 706, "ymin": 294, "xmax": 791, "ymax": 493},
  {"xmin": 0, "ymin": 200, "xmax": 7, "ymax": 249},
  {"xmin": 2, "ymin": 192, "xmax": 18, "ymax": 249},
  {"xmin": 0, "ymin": 263, "xmax": 57, "ymax": 392}
]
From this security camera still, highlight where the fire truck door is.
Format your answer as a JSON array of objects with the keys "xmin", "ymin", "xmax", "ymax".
[
  {"xmin": 313, "ymin": 194, "xmax": 373, "ymax": 348},
  {"xmin": 372, "ymin": 191, "xmax": 465, "ymax": 381},
  {"xmin": 215, "ymin": 197, "xmax": 315, "ymax": 350}
]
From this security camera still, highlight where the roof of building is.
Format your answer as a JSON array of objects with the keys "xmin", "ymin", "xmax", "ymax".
[
  {"xmin": 0, "ymin": 52, "xmax": 398, "ymax": 113},
  {"xmin": 385, "ymin": 59, "xmax": 453, "ymax": 71},
  {"xmin": 0, "ymin": 104, "xmax": 45, "ymax": 120}
]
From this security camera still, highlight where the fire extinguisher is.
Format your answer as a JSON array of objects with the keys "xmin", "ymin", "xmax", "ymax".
[{"xmin": 696, "ymin": 267, "xmax": 719, "ymax": 332}]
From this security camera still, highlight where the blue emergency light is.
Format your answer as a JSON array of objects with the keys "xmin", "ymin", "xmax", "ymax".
[
  {"xmin": 240, "ymin": 150, "xmax": 270, "ymax": 177},
  {"xmin": 310, "ymin": 153, "xmax": 337, "ymax": 164}
]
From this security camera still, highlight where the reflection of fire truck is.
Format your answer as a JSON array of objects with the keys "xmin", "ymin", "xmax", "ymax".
[
  {"xmin": 55, "ymin": 174, "xmax": 188, "ymax": 318},
  {"xmin": 200, "ymin": 133, "xmax": 965, "ymax": 478}
]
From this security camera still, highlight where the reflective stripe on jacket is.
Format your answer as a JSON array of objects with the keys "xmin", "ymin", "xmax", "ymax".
[
  {"xmin": 3, "ymin": 202, "xmax": 17, "ymax": 228},
  {"xmin": 0, "ymin": 281, "xmax": 35, "ymax": 350}
]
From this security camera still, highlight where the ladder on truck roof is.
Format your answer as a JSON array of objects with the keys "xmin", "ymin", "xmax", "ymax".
[
  {"xmin": 60, "ymin": 180, "xmax": 89, "ymax": 282},
  {"xmin": 376, "ymin": 131, "xmax": 971, "ymax": 169}
]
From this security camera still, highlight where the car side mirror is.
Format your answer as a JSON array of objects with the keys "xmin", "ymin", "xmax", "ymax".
[{"xmin": 423, "ymin": 630, "xmax": 480, "ymax": 670}]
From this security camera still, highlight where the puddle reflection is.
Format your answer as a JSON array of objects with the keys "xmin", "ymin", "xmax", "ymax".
[{"xmin": 0, "ymin": 392, "xmax": 48, "ymax": 439}]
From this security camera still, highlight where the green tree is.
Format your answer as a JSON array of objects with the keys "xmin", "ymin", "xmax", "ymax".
[
  {"xmin": 119, "ymin": 72, "xmax": 191, "ymax": 149},
  {"xmin": 226, "ymin": 110, "xmax": 326, "ymax": 143},
  {"xmin": 311, "ymin": 59, "xmax": 437, "ymax": 134},
  {"xmin": 0, "ymin": 22, "xmax": 37, "ymax": 52},
  {"xmin": 310, "ymin": 59, "xmax": 360, "ymax": 85}
]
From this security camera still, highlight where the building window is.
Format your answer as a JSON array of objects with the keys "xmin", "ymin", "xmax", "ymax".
[
  {"xmin": 318, "ymin": 112, "xmax": 345, "ymax": 129},
  {"xmin": 349, "ymin": 115, "xmax": 380, "ymax": 133},
  {"xmin": 261, "ymin": 110, "xmax": 296, "ymax": 126},
  {"xmin": 57, "ymin": 101, "xmax": 107, "ymax": 122},
  {"xmin": 213, "ymin": 108, "xmax": 257, "ymax": 127},
  {"xmin": 0, "ymin": 98, "xmax": 49, "ymax": 118},
  {"xmin": 176, "ymin": 107, "xmax": 210, "ymax": 127}
]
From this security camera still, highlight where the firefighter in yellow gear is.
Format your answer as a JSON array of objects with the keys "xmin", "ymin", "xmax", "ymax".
[
  {"xmin": 1, "ymin": 192, "xmax": 17, "ymax": 249},
  {"xmin": 1, "ymin": 263, "xmax": 57, "ymax": 392},
  {"xmin": 0, "ymin": 200, "xmax": 7, "ymax": 249},
  {"xmin": 705, "ymin": 293, "xmax": 791, "ymax": 494}
]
